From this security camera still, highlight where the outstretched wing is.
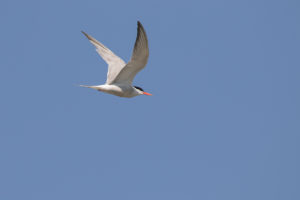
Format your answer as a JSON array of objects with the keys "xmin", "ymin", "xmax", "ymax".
[
  {"xmin": 81, "ymin": 31, "xmax": 126, "ymax": 84},
  {"xmin": 112, "ymin": 21, "xmax": 149, "ymax": 85}
]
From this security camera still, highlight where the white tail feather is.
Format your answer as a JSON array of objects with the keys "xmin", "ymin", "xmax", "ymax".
[{"xmin": 79, "ymin": 85, "xmax": 99, "ymax": 89}]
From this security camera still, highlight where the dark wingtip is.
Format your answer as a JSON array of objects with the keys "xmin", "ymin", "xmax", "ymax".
[
  {"xmin": 81, "ymin": 31, "xmax": 92, "ymax": 41},
  {"xmin": 137, "ymin": 21, "xmax": 144, "ymax": 32},
  {"xmin": 81, "ymin": 31, "xmax": 88, "ymax": 37},
  {"xmin": 137, "ymin": 21, "xmax": 142, "ymax": 27}
]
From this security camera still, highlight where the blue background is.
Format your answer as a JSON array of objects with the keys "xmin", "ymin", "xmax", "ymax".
[{"xmin": 0, "ymin": 0, "xmax": 299, "ymax": 199}]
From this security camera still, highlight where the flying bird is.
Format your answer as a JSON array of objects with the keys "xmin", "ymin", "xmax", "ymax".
[{"xmin": 80, "ymin": 21, "xmax": 152, "ymax": 98}]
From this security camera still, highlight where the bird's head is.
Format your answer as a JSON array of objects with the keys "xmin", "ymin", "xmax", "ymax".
[{"xmin": 134, "ymin": 86, "xmax": 152, "ymax": 96}]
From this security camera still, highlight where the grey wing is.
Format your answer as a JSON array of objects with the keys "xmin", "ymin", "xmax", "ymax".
[
  {"xmin": 81, "ymin": 31, "xmax": 126, "ymax": 84},
  {"xmin": 112, "ymin": 21, "xmax": 149, "ymax": 85}
]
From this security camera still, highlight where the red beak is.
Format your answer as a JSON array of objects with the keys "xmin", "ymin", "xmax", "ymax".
[{"xmin": 143, "ymin": 92, "xmax": 152, "ymax": 96}]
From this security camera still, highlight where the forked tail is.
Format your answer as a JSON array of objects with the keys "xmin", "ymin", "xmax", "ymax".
[{"xmin": 79, "ymin": 85, "xmax": 99, "ymax": 89}]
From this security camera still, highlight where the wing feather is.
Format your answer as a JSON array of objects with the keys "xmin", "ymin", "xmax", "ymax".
[
  {"xmin": 81, "ymin": 31, "xmax": 126, "ymax": 84},
  {"xmin": 112, "ymin": 21, "xmax": 149, "ymax": 85}
]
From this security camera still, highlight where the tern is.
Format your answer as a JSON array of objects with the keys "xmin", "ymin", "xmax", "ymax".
[{"xmin": 80, "ymin": 21, "xmax": 152, "ymax": 98}]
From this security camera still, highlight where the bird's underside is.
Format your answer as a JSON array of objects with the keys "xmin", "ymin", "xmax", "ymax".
[
  {"xmin": 80, "ymin": 84, "xmax": 139, "ymax": 98},
  {"xmin": 80, "ymin": 21, "xmax": 151, "ymax": 98}
]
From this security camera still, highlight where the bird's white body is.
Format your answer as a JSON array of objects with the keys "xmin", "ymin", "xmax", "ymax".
[
  {"xmin": 81, "ymin": 84, "xmax": 142, "ymax": 98},
  {"xmin": 80, "ymin": 21, "xmax": 151, "ymax": 98}
]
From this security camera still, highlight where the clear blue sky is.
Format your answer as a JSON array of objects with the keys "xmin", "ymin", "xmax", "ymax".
[{"xmin": 0, "ymin": 0, "xmax": 299, "ymax": 199}]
